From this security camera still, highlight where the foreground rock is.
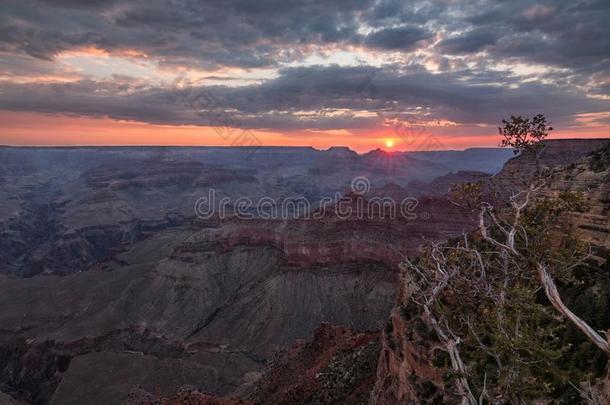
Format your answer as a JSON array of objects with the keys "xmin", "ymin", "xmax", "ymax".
[
  {"xmin": 250, "ymin": 323, "xmax": 380, "ymax": 405},
  {"xmin": 126, "ymin": 324, "xmax": 380, "ymax": 405}
]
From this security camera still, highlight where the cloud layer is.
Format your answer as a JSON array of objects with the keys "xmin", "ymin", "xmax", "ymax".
[{"xmin": 0, "ymin": 0, "xmax": 609, "ymax": 141}]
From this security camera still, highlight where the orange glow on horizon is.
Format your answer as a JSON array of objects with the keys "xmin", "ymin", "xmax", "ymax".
[{"xmin": 0, "ymin": 111, "xmax": 608, "ymax": 153}]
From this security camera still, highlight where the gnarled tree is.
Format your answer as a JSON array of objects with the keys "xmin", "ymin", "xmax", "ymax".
[{"xmin": 403, "ymin": 115, "xmax": 608, "ymax": 403}]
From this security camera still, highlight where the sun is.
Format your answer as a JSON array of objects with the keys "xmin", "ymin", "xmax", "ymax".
[{"xmin": 384, "ymin": 139, "xmax": 394, "ymax": 148}]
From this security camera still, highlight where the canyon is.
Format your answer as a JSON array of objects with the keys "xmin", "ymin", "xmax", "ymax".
[{"xmin": 0, "ymin": 141, "xmax": 607, "ymax": 404}]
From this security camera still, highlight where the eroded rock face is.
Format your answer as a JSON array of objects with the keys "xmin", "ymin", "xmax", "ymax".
[
  {"xmin": 0, "ymin": 237, "xmax": 397, "ymax": 403},
  {"xmin": 494, "ymin": 138, "xmax": 610, "ymax": 188},
  {"xmin": 250, "ymin": 323, "xmax": 381, "ymax": 405},
  {"xmin": 0, "ymin": 146, "xmax": 512, "ymax": 277},
  {"xmin": 124, "ymin": 324, "xmax": 380, "ymax": 405},
  {"xmin": 370, "ymin": 269, "xmax": 459, "ymax": 405},
  {"xmin": 126, "ymin": 386, "xmax": 246, "ymax": 405},
  {"xmin": 546, "ymin": 144, "xmax": 610, "ymax": 258},
  {"xmin": 178, "ymin": 193, "xmax": 476, "ymax": 271}
]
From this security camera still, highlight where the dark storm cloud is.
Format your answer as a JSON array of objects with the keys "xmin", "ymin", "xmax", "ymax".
[
  {"xmin": 1, "ymin": 65, "xmax": 606, "ymax": 130},
  {"xmin": 437, "ymin": 29, "xmax": 501, "ymax": 54},
  {"xmin": 34, "ymin": 0, "xmax": 116, "ymax": 7},
  {"xmin": 364, "ymin": 0, "xmax": 441, "ymax": 26},
  {"xmin": 0, "ymin": 0, "xmax": 374, "ymax": 68},
  {"xmin": 455, "ymin": 0, "xmax": 610, "ymax": 74},
  {"xmin": 0, "ymin": 0, "xmax": 608, "ymax": 132},
  {"xmin": 0, "ymin": 52, "xmax": 71, "ymax": 78},
  {"xmin": 363, "ymin": 25, "xmax": 433, "ymax": 51},
  {"xmin": 1, "ymin": 0, "xmax": 608, "ymax": 72}
]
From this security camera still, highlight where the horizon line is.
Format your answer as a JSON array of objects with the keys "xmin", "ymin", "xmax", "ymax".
[{"xmin": 1, "ymin": 137, "xmax": 608, "ymax": 154}]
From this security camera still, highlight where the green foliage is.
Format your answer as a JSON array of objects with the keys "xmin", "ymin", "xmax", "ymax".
[
  {"xmin": 409, "ymin": 187, "xmax": 606, "ymax": 403},
  {"xmin": 588, "ymin": 144, "xmax": 610, "ymax": 172},
  {"xmin": 499, "ymin": 114, "xmax": 553, "ymax": 155},
  {"xmin": 419, "ymin": 241, "xmax": 571, "ymax": 401},
  {"xmin": 558, "ymin": 259, "xmax": 610, "ymax": 380},
  {"xmin": 448, "ymin": 182, "xmax": 482, "ymax": 209}
]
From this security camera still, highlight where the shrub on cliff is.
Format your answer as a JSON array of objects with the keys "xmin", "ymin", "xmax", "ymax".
[{"xmin": 401, "ymin": 117, "xmax": 609, "ymax": 403}]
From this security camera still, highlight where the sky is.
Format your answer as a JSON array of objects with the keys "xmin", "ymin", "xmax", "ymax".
[{"xmin": 0, "ymin": 0, "xmax": 609, "ymax": 152}]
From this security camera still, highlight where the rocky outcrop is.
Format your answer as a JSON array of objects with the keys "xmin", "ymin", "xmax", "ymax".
[
  {"xmin": 370, "ymin": 268, "xmax": 459, "ymax": 405},
  {"xmin": 250, "ymin": 323, "xmax": 380, "ymax": 405},
  {"xmin": 177, "ymin": 194, "xmax": 475, "ymax": 270},
  {"xmin": 546, "ymin": 143, "xmax": 610, "ymax": 257},
  {"xmin": 494, "ymin": 138, "xmax": 610, "ymax": 187},
  {"xmin": 124, "ymin": 323, "xmax": 380, "ymax": 405},
  {"xmin": 126, "ymin": 386, "xmax": 246, "ymax": 405}
]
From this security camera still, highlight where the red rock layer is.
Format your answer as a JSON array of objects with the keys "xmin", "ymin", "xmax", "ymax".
[{"xmin": 249, "ymin": 323, "xmax": 380, "ymax": 405}]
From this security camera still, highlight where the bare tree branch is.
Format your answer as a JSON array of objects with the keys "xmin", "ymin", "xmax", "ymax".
[{"xmin": 537, "ymin": 263, "xmax": 610, "ymax": 356}]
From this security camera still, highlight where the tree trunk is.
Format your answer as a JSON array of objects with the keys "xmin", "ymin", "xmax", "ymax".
[{"xmin": 538, "ymin": 264, "xmax": 610, "ymax": 356}]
